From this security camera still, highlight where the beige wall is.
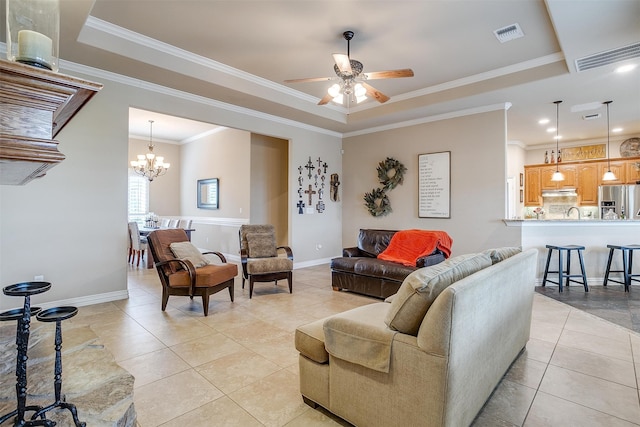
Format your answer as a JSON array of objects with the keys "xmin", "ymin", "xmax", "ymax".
[
  {"xmin": 342, "ymin": 108, "xmax": 520, "ymax": 256},
  {"xmin": 128, "ymin": 137, "xmax": 181, "ymax": 216},
  {"xmin": 0, "ymin": 64, "xmax": 342, "ymax": 310},
  {"xmin": 250, "ymin": 134, "xmax": 288, "ymax": 246}
]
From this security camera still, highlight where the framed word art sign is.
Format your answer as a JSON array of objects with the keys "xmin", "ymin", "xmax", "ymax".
[{"xmin": 418, "ymin": 151, "xmax": 450, "ymax": 218}]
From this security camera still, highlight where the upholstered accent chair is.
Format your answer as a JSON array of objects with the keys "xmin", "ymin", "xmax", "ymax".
[
  {"xmin": 147, "ymin": 229, "xmax": 237, "ymax": 316},
  {"xmin": 239, "ymin": 224, "xmax": 293, "ymax": 298}
]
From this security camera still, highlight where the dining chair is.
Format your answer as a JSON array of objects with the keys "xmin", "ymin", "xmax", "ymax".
[
  {"xmin": 128, "ymin": 222, "xmax": 148, "ymax": 267},
  {"xmin": 168, "ymin": 219, "xmax": 179, "ymax": 228},
  {"xmin": 239, "ymin": 224, "xmax": 293, "ymax": 298},
  {"xmin": 146, "ymin": 229, "xmax": 237, "ymax": 316},
  {"xmin": 160, "ymin": 218, "xmax": 170, "ymax": 228},
  {"xmin": 178, "ymin": 219, "xmax": 192, "ymax": 229}
]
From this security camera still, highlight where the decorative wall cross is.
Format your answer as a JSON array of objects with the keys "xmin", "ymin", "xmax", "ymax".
[
  {"xmin": 305, "ymin": 157, "xmax": 315, "ymax": 179},
  {"xmin": 316, "ymin": 200, "xmax": 325, "ymax": 213},
  {"xmin": 304, "ymin": 184, "xmax": 316, "ymax": 205},
  {"xmin": 297, "ymin": 200, "xmax": 305, "ymax": 214}
]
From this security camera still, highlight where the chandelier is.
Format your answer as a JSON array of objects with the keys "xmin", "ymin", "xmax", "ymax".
[{"xmin": 130, "ymin": 120, "xmax": 170, "ymax": 182}]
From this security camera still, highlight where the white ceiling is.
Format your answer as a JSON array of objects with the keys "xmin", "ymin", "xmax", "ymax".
[{"xmin": 25, "ymin": 0, "xmax": 640, "ymax": 145}]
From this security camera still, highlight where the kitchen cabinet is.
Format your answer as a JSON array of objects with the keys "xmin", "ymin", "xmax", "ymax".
[
  {"xmin": 524, "ymin": 167, "xmax": 541, "ymax": 206},
  {"xmin": 0, "ymin": 60, "xmax": 102, "ymax": 185},
  {"xmin": 540, "ymin": 164, "xmax": 576, "ymax": 190},
  {"xmin": 598, "ymin": 160, "xmax": 626, "ymax": 185},
  {"xmin": 625, "ymin": 159, "xmax": 640, "ymax": 184},
  {"xmin": 576, "ymin": 163, "xmax": 599, "ymax": 205}
]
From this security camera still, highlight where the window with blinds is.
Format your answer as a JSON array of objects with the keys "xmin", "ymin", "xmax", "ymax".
[{"xmin": 128, "ymin": 170, "xmax": 149, "ymax": 222}]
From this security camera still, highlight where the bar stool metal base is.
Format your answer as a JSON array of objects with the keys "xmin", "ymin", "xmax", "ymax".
[
  {"xmin": 542, "ymin": 245, "xmax": 588, "ymax": 292},
  {"xmin": 603, "ymin": 244, "xmax": 640, "ymax": 292}
]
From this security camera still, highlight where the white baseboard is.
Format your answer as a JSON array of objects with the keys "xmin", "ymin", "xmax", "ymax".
[{"xmin": 35, "ymin": 290, "xmax": 130, "ymax": 311}]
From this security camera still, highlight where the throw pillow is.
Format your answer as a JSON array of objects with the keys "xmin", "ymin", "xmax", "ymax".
[
  {"xmin": 246, "ymin": 232, "xmax": 276, "ymax": 258},
  {"xmin": 384, "ymin": 252, "xmax": 492, "ymax": 335},
  {"xmin": 482, "ymin": 247, "xmax": 521, "ymax": 264},
  {"xmin": 169, "ymin": 241, "xmax": 208, "ymax": 268}
]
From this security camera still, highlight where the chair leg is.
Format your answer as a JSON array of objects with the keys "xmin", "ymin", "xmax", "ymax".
[
  {"xmin": 161, "ymin": 288, "xmax": 169, "ymax": 311},
  {"xmin": 542, "ymin": 248, "xmax": 552, "ymax": 286},
  {"xmin": 603, "ymin": 247, "xmax": 615, "ymax": 286},
  {"xmin": 577, "ymin": 249, "xmax": 588, "ymax": 292},
  {"xmin": 622, "ymin": 249, "xmax": 630, "ymax": 292},
  {"xmin": 287, "ymin": 271, "xmax": 293, "ymax": 294},
  {"xmin": 201, "ymin": 291, "xmax": 210, "ymax": 316},
  {"xmin": 242, "ymin": 276, "xmax": 246, "ymax": 289},
  {"xmin": 557, "ymin": 249, "xmax": 564, "ymax": 292},
  {"xmin": 228, "ymin": 282, "xmax": 234, "ymax": 302},
  {"xmin": 249, "ymin": 277, "xmax": 255, "ymax": 299}
]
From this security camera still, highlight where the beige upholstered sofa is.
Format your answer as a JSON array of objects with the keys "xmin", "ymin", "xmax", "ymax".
[{"xmin": 295, "ymin": 248, "xmax": 537, "ymax": 427}]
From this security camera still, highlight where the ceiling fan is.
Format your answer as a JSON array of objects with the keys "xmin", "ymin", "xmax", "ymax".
[{"xmin": 284, "ymin": 30, "xmax": 414, "ymax": 106}]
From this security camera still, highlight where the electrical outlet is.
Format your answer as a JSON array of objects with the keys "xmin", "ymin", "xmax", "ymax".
[{"xmin": 34, "ymin": 275, "xmax": 44, "ymax": 281}]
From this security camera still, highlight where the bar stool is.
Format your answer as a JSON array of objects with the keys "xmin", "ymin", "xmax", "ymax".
[
  {"xmin": 542, "ymin": 244, "xmax": 589, "ymax": 292},
  {"xmin": 603, "ymin": 244, "xmax": 640, "ymax": 292},
  {"xmin": 31, "ymin": 306, "xmax": 86, "ymax": 427}
]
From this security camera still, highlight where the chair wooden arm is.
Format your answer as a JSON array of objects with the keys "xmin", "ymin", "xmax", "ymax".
[
  {"xmin": 277, "ymin": 246, "xmax": 294, "ymax": 260},
  {"xmin": 202, "ymin": 251, "xmax": 228, "ymax": 263},
  {"xmin": 154, "ymin": 258, "xmax": 197, "ymax": 296}
]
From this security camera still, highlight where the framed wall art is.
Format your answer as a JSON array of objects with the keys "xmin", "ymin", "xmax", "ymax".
[
  {"xmin": 197, "ymin": 178, "xmax": 219, "ymax": 209},
  {"xmin": 418, "ymin": 151, "xmax": 450, "ymax": 218}
]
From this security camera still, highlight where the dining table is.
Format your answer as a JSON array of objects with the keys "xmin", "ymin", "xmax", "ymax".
[{"xmin": 139, "ymin": 227, "xmax": 195, "ymax": 269}]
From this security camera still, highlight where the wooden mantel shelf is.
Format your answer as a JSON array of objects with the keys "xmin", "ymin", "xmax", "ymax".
[{"xmin": 0, "ymin": 60, "xmax": 103, "ymax": 185}]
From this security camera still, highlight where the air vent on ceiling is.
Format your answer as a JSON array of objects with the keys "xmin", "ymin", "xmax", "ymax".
[
  {"xmin": 494, "ymin": 23, "xmax": 524, "ymax": 43},
  {"xmin": 575, "ymin": 42, "xmax": 640, "ymax": 72},
  {"xmin": 582, "ymin": 113, "xmax": 601, "ymax": 121}
]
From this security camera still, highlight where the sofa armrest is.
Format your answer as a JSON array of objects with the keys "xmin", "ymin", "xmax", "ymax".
[
  {"xmin": 323, "ymin": 303, "xmax": 397, "ymax": 373},
  {"xmin": 342, "ymin": 247, "xmax": 363, "ymax": 257}
]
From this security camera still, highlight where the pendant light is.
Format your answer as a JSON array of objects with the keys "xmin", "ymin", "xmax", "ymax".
[
  {"xmin": 130, "ymin": 120, "xmax": 170, "ymax": 182},
  {"xmin": 550, "ymin": 100, "xmax": 564, "ymax": 182},
  {"xmin": 602, "ymin": 101, "xmax": 617, "ymax": 181}
]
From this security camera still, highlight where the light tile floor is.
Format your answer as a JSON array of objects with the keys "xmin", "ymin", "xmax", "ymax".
[{"xmin": 38, "ymin": 264, "xmax": 640, "ymax": 426}]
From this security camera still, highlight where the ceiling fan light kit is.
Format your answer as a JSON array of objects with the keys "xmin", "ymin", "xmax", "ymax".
[{"xmin": 285, "ymin": 30, "xmax": 413, "ymax": 106}]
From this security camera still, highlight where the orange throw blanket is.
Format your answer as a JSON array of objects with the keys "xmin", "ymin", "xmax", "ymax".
[{"xmin": 377, "ymin": 230, "xmax": 452, "ymax": 267}]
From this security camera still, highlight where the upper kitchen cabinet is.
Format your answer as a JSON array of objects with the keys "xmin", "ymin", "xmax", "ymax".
[
  {"xmin": 597, "ymin": 160, "xmax": 626, "ymax": 185},
  {"xmin": 625, "ymin": 159, "xmax": 640, "ymax": 184},
  {"xmin": 540, "ymin": 164, "xmax": 576, "ymax": 190},
  {"xmin": 0, "ymin": 60, "xmax": 102, "ymax": 185}
]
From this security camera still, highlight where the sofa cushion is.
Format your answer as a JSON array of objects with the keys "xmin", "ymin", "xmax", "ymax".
[
  {"xmin": 357, "ymin": 229, "xmax": 396, "ymax": 257},
  {"xmin": 385, "ymin": 252, "xmax": 492, "ymax": 335},
  {"xmin": 295, "ymin": 318, "xmax": 329, "ymax": 364},
  {"xmin": 169, "ymin": 241, "xmax": 208, "ymax": 268},
  {"xmin": 483, "ymin": 247, "xmax": 521, "ymax": 264},
  {"xmin": 246, "ymin": 232, "xmax": 277, "ymax": 258},
  {"xmin": 331, "ymin": 257, "xmax": 416, "ymax": 282}
]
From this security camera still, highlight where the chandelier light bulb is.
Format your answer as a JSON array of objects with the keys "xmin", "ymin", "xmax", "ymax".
[{"xmin": 328, "ymin": 84, "xmax": 341, "ymax": 97}]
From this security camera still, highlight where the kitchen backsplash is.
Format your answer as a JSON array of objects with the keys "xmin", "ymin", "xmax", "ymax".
[{"xmin": 524, "ymin": 195, "xmax": 599, "ymax": 219}]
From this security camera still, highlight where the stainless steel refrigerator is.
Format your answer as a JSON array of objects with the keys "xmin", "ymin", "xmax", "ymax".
[{"xmin": 598, "ymin": 185, "xmax": 640, "ymax": 219}]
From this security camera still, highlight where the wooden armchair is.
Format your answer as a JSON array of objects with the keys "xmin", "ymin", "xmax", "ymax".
[
  {"xmin": 239, "ymin": 224, "xmax": 293, "ymax": 298},
  {"xmin": 147, "ymin": 229, "xmax": 237, "ymax": 316}
]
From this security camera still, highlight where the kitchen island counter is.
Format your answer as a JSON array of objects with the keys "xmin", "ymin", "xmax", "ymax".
[{"xmin": 503, "ymin": 219, "xmax": 640, "ymax": 284}]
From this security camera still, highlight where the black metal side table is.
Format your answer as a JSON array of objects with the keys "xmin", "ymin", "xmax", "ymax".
[
  {"xmin": 29, "ymin": 306, "xmax": 85, "ymax": 427},
  {"xmin": 0, "ymin": 281, "xmax": 55, "ymax": 427}
]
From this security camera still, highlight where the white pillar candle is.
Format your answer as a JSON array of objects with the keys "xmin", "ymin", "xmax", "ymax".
[{"xmin": 17, "ymin": 30, "xmax": 53, "ymax": 69}]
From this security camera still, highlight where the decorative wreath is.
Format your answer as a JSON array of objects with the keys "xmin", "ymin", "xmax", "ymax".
[
  {"xmin": 377, "ymin": 157, "xmax": 407, "ymax": 190},
  {"xmin": 364, "ymin": 188, "xmax": 392, "ymax": 217}
]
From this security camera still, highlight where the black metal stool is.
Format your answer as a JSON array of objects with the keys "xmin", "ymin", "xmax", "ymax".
[
  {"xmin": 31, "ymin": 306, "xmax": 86, "ymax": 427},
  {"xmin": 542, "ymin": 245, "xmax": 588, "ymax": 292},
  {"xmin": 0, "ymin": 281, "xmax": 55, "ymax": 427},
  {"xmin": 603, "ymin": 244, "xmax": 640, "ymax": 292}
]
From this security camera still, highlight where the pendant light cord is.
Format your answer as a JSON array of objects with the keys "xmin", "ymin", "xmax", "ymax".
[{"xmin": 554, "ymin": 100, "xmax": 562, "ymax": 172}]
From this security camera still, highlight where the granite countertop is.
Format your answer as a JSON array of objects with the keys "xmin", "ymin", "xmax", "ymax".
[{"xmin": 503, "ymin": 218, "xmax": 640, "ymax": 225}]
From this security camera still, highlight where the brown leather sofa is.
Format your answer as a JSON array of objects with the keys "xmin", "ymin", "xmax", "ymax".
[{"xmin": 330, "ymin": 229, "xmax": 446, "ymax": 299}]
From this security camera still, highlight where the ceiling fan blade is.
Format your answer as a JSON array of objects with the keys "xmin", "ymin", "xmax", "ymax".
[
  {"xmin": 333, "ymin": 53, "xmax": 353, "ymax": 74},
  {"xmin": 362, "ymin": 82, "xmax": 390, "ymax": 103},
  {"xmin": 318, "ymin": 93, "xmax": 334, "ymax": 105},
  {"xmin": 284, "ymin": 76, "xmax": 333, "ymax": 84},
  {"xmin": 364, "ymin": 69, "xmax": 414, "ymax": 80}
]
